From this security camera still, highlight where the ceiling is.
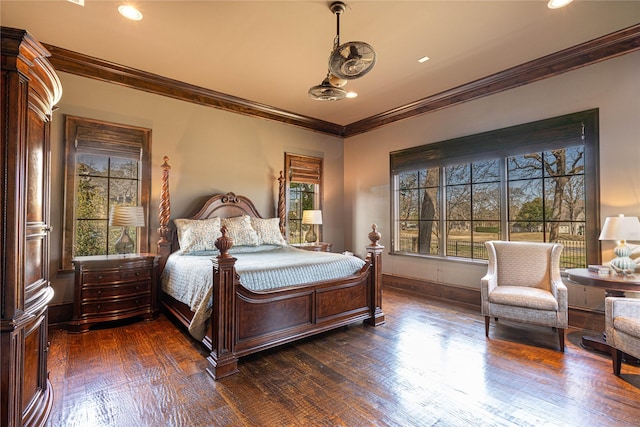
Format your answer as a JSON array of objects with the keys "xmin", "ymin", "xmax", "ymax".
[{"xmin": 2, "ymin": 1, "xmax": 640, "ymax": 127}]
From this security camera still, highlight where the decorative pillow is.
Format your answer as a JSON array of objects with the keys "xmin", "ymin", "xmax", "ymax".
[
  {"xmin": 221, "ymin": 215, "xmax": 260, "ymax": 246},
  {"xmin": 174, "ymin": 217, "xmax": 222, "ymax": 254},
  {"xmin": 250, "ymin": 217, "xmax": 287, "ymax": 246}
]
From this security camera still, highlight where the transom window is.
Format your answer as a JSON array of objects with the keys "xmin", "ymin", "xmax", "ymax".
[{"xmin": 390, "ymin": 110, "xmax": 599, "ymax": 268}]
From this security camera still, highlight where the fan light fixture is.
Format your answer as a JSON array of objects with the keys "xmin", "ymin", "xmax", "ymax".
[{"xmin": 308, "ymin": 1, "xmax": 376, "ymax": 101}]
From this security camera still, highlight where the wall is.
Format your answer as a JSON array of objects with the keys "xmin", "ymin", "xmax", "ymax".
[
  {"xmin": 49, "ymin": 73, "xmax": 344, "ymax": 305},
  {"xmin": 344, "ymin": 51, "xmax": 640, "ymax": 311}
]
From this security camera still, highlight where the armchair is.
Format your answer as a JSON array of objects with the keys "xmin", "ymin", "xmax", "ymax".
[
  {"xmin": 481, "ymin": 241, "xmax": 567, "ymax": 351},
  {"xmin": 605, "ymin": 297, "xmax": 640, "ymax": 375}
]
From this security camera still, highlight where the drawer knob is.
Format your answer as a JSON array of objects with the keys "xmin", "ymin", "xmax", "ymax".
[
  {"xmin": 98, "ymin": 275, "xmax": 103, "ymax": 280},
  {"xmin": 97, "ymin": 290, "xmax": 102, "ymax": 296}
]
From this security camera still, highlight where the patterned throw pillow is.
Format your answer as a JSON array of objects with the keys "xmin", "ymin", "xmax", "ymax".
[
  {"xmin": 174, "ymin": 217, "xmax": 222, "ymax": 254},
  {"xmin": 250, "ymin": 217, "xmax": 287, "ymax": 246},
  {"xmin": 221, "ymin": 215, "xmax": 260, "ymax": 246}
]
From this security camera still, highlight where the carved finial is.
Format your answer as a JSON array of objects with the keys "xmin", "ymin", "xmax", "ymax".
[
  {"xmin": 368, "ymin": 224, "xmax": 381, "ymax": 246},
  {"xmin": 215, "ymin": 225, "xmax": 234, "ymax": 258}
]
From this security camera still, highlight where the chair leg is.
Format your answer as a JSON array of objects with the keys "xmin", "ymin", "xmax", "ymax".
[
  {"xmin": 484, "ymin": 316, "xmax": 490, "ymax": 337},
  {"xmin": 612, "ymin": 349, "xmax": 622, "ymax": 376},
  {"xmin": 557, "ymin": 328, "xmax": 565, "ymax": 352}
]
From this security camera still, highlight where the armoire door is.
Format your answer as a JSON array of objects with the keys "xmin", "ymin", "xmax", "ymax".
[{"xmin": 1, "ymin": 27, "xmax": 61, "ymax": 427}]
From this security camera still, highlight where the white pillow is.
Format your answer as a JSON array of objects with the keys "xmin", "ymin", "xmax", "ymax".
[
  {"xmin": 250, "ymin": 217, "xmax": 287, "ymax": 246},
  {"xmin": 174, "ymin": 217, "xmax": 222, "ymax": 254},
  {"xmin": 221, "ymin": 215, "xmax": 260, "ymax": 246}
]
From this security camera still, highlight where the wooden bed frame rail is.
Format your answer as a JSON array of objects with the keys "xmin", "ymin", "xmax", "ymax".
[{"xmin": 157, "ymin": 157, "xmax": 384, "ymax": 379}]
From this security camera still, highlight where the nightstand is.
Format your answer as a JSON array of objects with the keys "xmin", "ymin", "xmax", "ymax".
[
  {"xmin": 69, "ymin": 253, "xmax": 160, "ymax": 333},
  {"xmin": 292, "ymin": 242, "xmax": 333, "ymax": 252}
]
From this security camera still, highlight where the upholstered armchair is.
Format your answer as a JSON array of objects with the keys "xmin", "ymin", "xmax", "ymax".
[
  {"xmin": 481, "ymin": 241, "xmax": 568, "ymax": 351},
  {"xmin": 605, "ymin": 297, "xmax": 640, "ymax": 375}
]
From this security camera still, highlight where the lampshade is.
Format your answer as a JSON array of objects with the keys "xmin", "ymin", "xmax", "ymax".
[
  {"xmin": 109, "ymin": 205, "xmax": 145, "ymax": 227},
  {"xmin": 302, "ymin": 210, "xmax": 323, "ymax": 225},
  {"xmin": 598, "ymin": 214, "xmax": 640, "ymax": 242}
]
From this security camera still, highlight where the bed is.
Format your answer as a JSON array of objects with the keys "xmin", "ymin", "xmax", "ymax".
[{"xmin": 156, "ymin": 157, "xmax": 385, "ymax": 379}]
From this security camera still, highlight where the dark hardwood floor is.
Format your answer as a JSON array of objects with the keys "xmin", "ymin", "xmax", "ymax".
[{"xmin": 46, "ymin": 288, "xmax": 640, "ymax": 427}]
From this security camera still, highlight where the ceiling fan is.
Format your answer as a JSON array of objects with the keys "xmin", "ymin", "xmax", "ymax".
[{"xmin": 308, "ymin": 1, "xmax": 377, "ymax": 101}]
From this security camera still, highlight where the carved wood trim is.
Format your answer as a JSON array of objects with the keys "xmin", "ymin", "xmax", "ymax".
[{"xmin": 43, "ymin": 24, "xmax": 640, "ymax": 138}]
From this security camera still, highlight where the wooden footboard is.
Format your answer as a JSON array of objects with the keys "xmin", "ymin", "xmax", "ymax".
[
  {"xmin": 156, "ymin": 157, "xmax": 384, "ymax": 380},
  {"xmin": 207, "ymin": 232, "xmax": 384, "ymax": 379}
]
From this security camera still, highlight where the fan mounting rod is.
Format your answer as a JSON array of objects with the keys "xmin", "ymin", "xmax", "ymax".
[{"xmin": 330, "ymin": 1, "xmax": 346, "ymax": 46}]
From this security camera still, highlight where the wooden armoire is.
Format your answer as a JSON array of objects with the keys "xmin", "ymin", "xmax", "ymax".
[{"xmin": 1, "ymin": 27, "xmax": 62, "ymax": 426}]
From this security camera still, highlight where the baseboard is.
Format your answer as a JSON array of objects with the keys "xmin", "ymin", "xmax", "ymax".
[
  {"xmin": 382, "ymin": 274, "xmax": 604, "ymax": 330},
  {"xmin": 48, "ymin": 302, "xmax": 73, "ymax": 328}
]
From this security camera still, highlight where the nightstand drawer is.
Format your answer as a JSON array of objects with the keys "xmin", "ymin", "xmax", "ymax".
[
  {"xmin": 83, "ymin": 268, "xmax": 151, "ymax": 285},
  {"xmin": 82, "ymin": 281, "xmax": 151, "ymax": 300},
  {"xmin": 81, "ymin": 295, "xmax": 152, "ymax": 317}
]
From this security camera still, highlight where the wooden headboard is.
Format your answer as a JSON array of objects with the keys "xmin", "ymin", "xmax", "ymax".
[{"xmin": 156, "ymin": 156, "xmax": 286, "ymax": 272}]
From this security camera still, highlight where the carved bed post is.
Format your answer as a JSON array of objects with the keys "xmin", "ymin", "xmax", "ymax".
[
  {"xmin": 277, "ymin": 170, "xmax": 286, "ymax": 237},
  {"xmin": 206, "ymin": 227, "xmax": 239, "ymax": 379},
  {"xmin": 365, "ymin": 224, "xmax": 385, "ymax": 326},
  {"xmin": 157, "ymin": 156, "xmax": 172, "ymax": 273}
]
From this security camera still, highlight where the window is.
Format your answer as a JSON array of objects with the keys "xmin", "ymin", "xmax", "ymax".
[
  {"xmin": 285, "ymin": 153, "xmax": 323, "ymax": 244},
  {"xmin": 390, "ymin": 110, "xmax": 599, "ymax": 268},
  {"xmin": 62, "ymin": 116, "xmax": 151, "ymax": 270}
]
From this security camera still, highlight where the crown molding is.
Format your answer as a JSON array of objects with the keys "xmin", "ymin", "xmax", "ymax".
[
  {"xmin": 42, "ymin": 23, "xmax": 640, "ymax": 138},
  {"xmin": 343, "ymin": 23, "xmax": 640, "ymax": 137},
  {"xmin": 42, "ymin": 44, "xmax": 345, "ymax": 137}
]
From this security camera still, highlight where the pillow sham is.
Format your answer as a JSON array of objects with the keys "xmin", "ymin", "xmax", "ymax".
[
  {"xmin": 174, "ymin": 217, "xmax": 222, "ymax": 254},
  {"xmin": 221, "ymin": 215, "xmax": 260, "ymax": 246},
  {"xmin": 250, "ymin": 217, "xmax": 287, "ymax": 246}
]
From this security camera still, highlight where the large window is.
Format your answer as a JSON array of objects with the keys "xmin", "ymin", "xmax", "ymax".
[
  {"xmin": 285, "ymin": 153, "xmax": 323, "ymax": 244},
  {"xmin": 62, "ymin": 116, "xmax": 151, "ymax": 270},
  {"xmin": 390, "ymin": 110, "xmax": 599, "ymax": 268}
]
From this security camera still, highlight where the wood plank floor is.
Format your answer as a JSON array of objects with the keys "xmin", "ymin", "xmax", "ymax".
[{"xmin": 46, "ymin": 288, "xmax": 640, "ymax": 427}]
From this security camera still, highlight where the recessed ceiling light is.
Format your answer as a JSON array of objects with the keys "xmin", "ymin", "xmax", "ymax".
[
  {"xmin": 418, "ymin": 56, "xmax": 430, "ymax": 64},
  {"xmin": 118, "ymin": 5, "xmax": 143, "ymax": 21},
  {"xmin": 67, "ymin": 0, "xmax": 84, "ymax": 5},
  {"xmin": 547, "ymin": 0, "xmax": 573, "ymax": 9},
  {"xmin": 346, "ymin": 92, "xmax": 358, "ymax": 99}
]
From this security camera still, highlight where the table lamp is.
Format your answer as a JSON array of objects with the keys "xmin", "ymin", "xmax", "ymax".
[
  {"xmin": 599, "ymin": 214, "xmax": 640, "ymax": 274},
  {"xmin": 109, "ymin": 205, "xmax": 145, "ymax": 254},
  {"xmin": 302, "ymin": 210, "xmax": 322, "ymax": 243}
]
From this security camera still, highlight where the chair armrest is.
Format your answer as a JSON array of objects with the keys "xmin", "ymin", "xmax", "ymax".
[
  {"xmin": 605, "ymin": 297, "xmax": 640, "ymax": 344},
  {"xmin": 480, "ymin": 271, "xmax": 497, "ymax": 298},
  {"xmin": 550, "ymin": 277, "xmax": 568, "ymax": 310}
]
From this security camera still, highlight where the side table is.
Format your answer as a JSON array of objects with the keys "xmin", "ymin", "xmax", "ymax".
[
  {"xmin": 70, "ymin": 253, "xmax": 160, "ymax": 333},
  {"xmin": 291, "ymin": 242, "xmax": 333, "ymax": 252}
]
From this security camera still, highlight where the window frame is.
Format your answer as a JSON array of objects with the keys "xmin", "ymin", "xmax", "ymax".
[
  {"xmin": 61, "ymin": 116, "xmax": 152, "ymax": 271},
  {"xmin": 389, "ymin": 109, "xmax": 600, "ymax": 266},
  {"xmin": 284, "ymin": 153, "xmax": 323, "ymax": 244}
]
